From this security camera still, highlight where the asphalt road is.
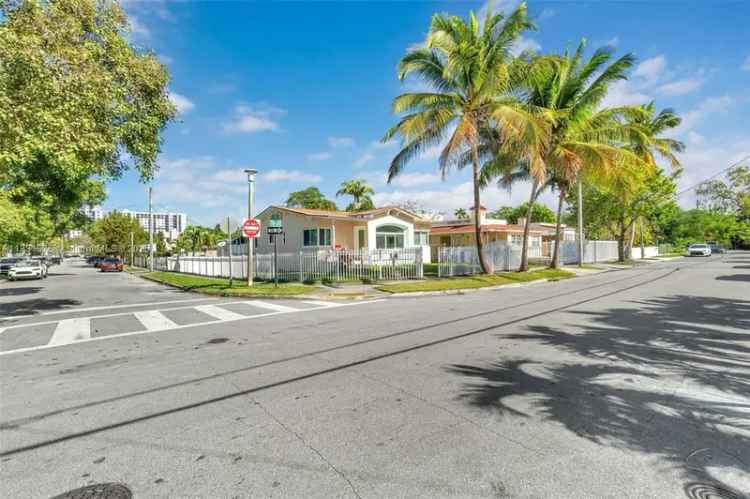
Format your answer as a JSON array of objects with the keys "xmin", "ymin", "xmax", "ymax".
[{"xmin": 1, "ymin": 255, "xmax": 748, "ymax": 499}]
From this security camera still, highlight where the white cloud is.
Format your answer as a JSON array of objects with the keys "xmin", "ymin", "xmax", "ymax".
[
  {"xmin": 157, "ymin": 54, "xmax": 173, "ymax": 65},
  {"xmin": 538, "ymin": 8, "xmax": 556, "ymax": 20},
  {"xmin": 742, "ymin": 54, "xmax": 750, "ymax": 72},
  {"xmin": 510, "ymin": 36, "xmax": 541, "ymax": 56},
  {"xmin": 223, "ymin": 105, "xmax": 285, "ymax": 134},
  {"xmin": 601, "ymin": 80, "xmax": 652, "ymax": 107},
  {"xmin": 604, "ymin": 36, "xmax": 619, "ymax": 47},
  {"xmin": 389, "ymin": 172, "xmax": 442, "ymax": 188},
  {"xmin": 128, "ymin": 16, "xmax": 150, "ymax": 39},
  {"xmin": 354, "ymin": 152, "xmax": 375, "ymax": 168},
  {"xmin": 306, "ymin": 152, "xmax": 333, "ymax": 161},
  {"xmin": 262, "ymin": 169, "xmax": 322, "ymax": 183},
  {"xmin": 634, "ymin": 55, "xmax": 667, "ymax": 85},
  {"xmin": 672, "ymin": 95, "xmax": 733, "ymax": 136},
  {"xmin": 656, "ymin": 77, "xmax": 704, "ymax": 96},
  {"xmin": 328, "ymin": 136, "xmax": 355, "ymax": 148},
  {"xmin": 168, "ymin": 92, "xmax": 195, "ymax": 114}
]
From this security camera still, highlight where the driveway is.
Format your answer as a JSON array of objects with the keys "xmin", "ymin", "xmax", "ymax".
[{"xmin": 1, "ymin": 253, "xmax": 748, "ymax": 498}]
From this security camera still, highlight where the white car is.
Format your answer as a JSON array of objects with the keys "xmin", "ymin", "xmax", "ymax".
[
  {"xmin": 7, "ymin": 260, "xmax": 48, "ymax": 281},
  {"xmin": 688, "ymin": 243, "xmax": 712, "ymax": 257}
]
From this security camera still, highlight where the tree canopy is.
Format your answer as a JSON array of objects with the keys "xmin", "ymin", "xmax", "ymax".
[
  {"xmin": 285, "ymin": 187, "xmax": 337, "ymax": 211},
  {"xmin": 89, "ymin": 211, "xmax": 147, "ymax": 256},
  {"xmin": 0, "ymin": 0, "xmax": 175, "ymax": 240},
  {"xmin": 336, "ymin": 180, "xmax": 375, "ymax": 211},
  {"xmin": 491, "ymin": 202, "xmax": 555, "ymax": 224}
]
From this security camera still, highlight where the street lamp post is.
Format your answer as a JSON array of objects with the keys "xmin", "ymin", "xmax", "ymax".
[
  {"xmin": 148, "ymin": 186, "xmax": 154, "ymax": 271},
  {"xmin": 244, "ymin": 169, "xmax": 258, "ymax": 286}
]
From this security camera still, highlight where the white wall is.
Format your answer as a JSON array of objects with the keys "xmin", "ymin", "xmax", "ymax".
[
  {"xmin": 631, "ymin": 246, "xmax": 659, "ymax": 259},
  {"xmin": 366, "ymin": 215, "xmax": 415, "ymax": 249}
]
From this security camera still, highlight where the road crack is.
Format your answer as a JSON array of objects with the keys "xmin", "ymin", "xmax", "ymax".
[{"xmin": 251, "ymin": 397, "xmax": 362, "ymax": 499}]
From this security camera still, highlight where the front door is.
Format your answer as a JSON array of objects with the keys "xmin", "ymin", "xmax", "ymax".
[{"xmin": 356, "ymin": 228, "xmax": 367, "ymax": 249}]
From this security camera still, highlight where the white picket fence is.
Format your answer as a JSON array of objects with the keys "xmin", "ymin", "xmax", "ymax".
[
  {"xmin": 438, "ymin": 242, "xmax": 523, "ymax": 276},
  {"xmin": 133, "ymin": 247, "xmax": 423, "ymax": 282}
]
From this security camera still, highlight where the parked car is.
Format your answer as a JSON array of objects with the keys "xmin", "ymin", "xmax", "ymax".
[
  {"xmin": 99, "ymin": 257, "xmax": 124, "ymax": 272},
  {"xmin": 50, "ymin": 256, "xmax": 63, "ymax": 265},
  {"xmin": 688, "ymin": 243, "xmax": 712, "ymax": 257},
  {"xmin": 0, "ymin": 257, "xmax": 22, "ymax": 275},
  {"xmin": 88, "ymin": 256, "xmax": 103, "ymax": 267},
  {"xmin": 709, "ymin": 243, "xmax": 726, "ymax": 254},
  {"xmin": 7, "ymin": 259, "xmax": 47, "ymax": 281}
]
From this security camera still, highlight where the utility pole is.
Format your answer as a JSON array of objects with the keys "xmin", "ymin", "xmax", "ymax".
[
  {"xmin": 577, "ymin": 180, "xmax": 584, "ymax": 267},
  {"xmin": 244, "ymin": 169, "xmax": 258, "ymax": 286},
  {"xmin": 148, "ymin": 186, "xmax": 154, "ymax": 271},
  {"xmin": 130, "ymin": 231, "xmax": 134, "ymax": 267},
  {"xmin": 226, "ymin": 216, "xmax": 233, "ymax": 287}
]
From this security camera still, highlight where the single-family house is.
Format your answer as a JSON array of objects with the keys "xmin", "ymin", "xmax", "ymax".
[
  {"xmin": 254, "ymin": 205, "xmax": 433, "ymax": 260},
  {"xmin": 429, "ymin": 207, "xmax": 544, "ymax": 259}
]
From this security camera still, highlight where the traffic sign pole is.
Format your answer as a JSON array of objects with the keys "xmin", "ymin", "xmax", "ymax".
[{"xmin": 244, "ymin": 169, "xmax": 258, "ymax": 286}]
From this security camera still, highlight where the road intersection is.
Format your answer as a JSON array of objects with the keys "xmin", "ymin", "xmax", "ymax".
[{"xmin": 1, "ymin": 256, "xmax": 748, "ymax": 498}]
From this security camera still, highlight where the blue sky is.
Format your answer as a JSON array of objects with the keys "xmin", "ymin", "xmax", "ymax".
[{"xmin": 112, "ymin": 0, "xmax": 750, "ymax": 226}]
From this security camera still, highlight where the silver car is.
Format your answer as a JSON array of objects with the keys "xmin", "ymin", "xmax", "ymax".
[
  {"xmin": 688, "ymin": 244, "xmax": 712, "ymax": 257},
  {"xmin": 7, "ymin": 260, "xmax": 48, "ymax": 280}
]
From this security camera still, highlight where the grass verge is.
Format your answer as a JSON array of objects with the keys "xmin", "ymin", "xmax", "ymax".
[
  {"xmin": 376, "ymin": 268, "xmax": 574, "ymax": 294},
  {"xmin": 143, "ymin": 271, "xmax": 317, "ymax": 296}
]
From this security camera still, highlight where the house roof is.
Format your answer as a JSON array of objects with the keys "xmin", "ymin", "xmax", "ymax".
[
  {"xmin": 430, "ymin": 224, "xmax": 543, "ymax": 235},
  {"xmin": 258, "ymin": 205, "xmax": 430, "ymax": 222}
]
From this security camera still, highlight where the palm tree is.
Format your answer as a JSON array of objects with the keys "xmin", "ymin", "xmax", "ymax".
[
  {"xmin": 382, "ymin": 3, "xmax": 548, "ymax": 273},
  {"xmin": 336, "ymin": 179, "xmax": 375, "ymax": 211},
  {"xmin": 454, "ymin": 208, "xmax": 469, "ymax": 220},
  {"xmin": 524, "ymin": 40, "xmax": 646, "ymax": 269}
]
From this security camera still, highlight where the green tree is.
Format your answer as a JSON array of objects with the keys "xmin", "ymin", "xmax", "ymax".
[
  {"xmin": 454, "ymin": 208, "xmax": 469, "ymax": 220},
  {"xmin": 383, "ymin": 3, "xmax": 547, "ymax": 273},
  {"xmin": 0, "ymin": 0, "xmax": 176, "ymax": 233},
  {"xmin": 336, "ymin": 180, "xmax": 375, "ymax": 211},
  {"xmin": 89, "ymin": 211, "xmax": 147, "ymax": 257},
  {"xmin": 696, "ymin": 166, "xmax": 750, "ymax": 220},
  {"xmin": 285, "ymin": 187, "xmax": 337, "ymax": 211},
  {"xmin": 524, "ymin": 40, "xmax": 642, "ymax": 268},
  {"xmin": 491, "ymin": 202, "xmax": 555, "ymax": 224}
]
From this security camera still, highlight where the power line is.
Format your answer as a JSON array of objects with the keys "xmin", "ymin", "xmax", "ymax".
[{"xmin": 676, "ymin": 154, "xmax": 750, "ymax": 197}]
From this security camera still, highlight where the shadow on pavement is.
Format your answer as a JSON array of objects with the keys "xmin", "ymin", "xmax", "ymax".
[
  {"xmin": 0, "ymin": 287, "xmax": 42, "ymax": 297},
  {"xmin": 0, "ymin": 298, "xmax": 82, "ymax": 317},
  {"xmin": 448, "ymin": 294, "xmax": 750, "ymax": 497},
  {"xmin": 716, "ymin": 274, "xmax": 750, "ymax": 282}
]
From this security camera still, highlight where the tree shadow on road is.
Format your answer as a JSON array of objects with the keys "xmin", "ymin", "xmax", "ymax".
[
  {"xmin": 716, "ymin": 274, "xmax": 750, "ymax": 282},
  {"xmin": 0, "ymin": 298, "xmax": 81, "ymax": 317},
  {"xmin": 0, "ymin": 287, "xmax": 42, "ymax": 297},
  {"xmin": 448, "ymin": 294, "xmax": 750, "ymax": 497}
]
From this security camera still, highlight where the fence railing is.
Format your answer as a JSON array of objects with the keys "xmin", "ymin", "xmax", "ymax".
[
  {"xmin": 131, "ymin": 247, "xmax": 423, "ymax": 282},
  {"xmin": 438, "ymin": 242, "xmax": 522, "ymax": 277}
]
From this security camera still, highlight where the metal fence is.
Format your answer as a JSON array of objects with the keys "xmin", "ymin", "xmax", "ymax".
[
  {"xmin": 437, "ymin": 242, "xmax": 522, "ymax": 277},
  {"xmin": 131, "ymin": 247, "xmax": 423, "ymax": 282},
  {"xmin": 556, "ymin": 240, "xmax": 620, "ymax": 264}
]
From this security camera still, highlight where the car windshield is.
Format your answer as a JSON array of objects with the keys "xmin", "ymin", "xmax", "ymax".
[
  {"xmin": 17, "ymin": 260, "xmax": 38, "ymax": 267},
  {"xmin": 103, "ymin": 258, "xmax": 120, "ymax": 263},
  {"xmin": 1, "ymin": 258, "xmax": 19, "ymax": 263},
  {"xmin": 690, "ymin": 244, "xmax": 708, "ymax": 249}
]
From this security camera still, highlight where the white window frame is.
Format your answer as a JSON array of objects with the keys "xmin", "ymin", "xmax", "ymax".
[{"xmin": 414, "ymin": 230, "xmax": 429, "ymax": 246}]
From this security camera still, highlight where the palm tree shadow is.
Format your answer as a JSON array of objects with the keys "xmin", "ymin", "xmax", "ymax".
[{"xmin": 447, "ymin": 294, "xmax": 750, "ymax": 497}]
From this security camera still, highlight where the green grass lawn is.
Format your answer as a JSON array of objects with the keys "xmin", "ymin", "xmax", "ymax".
[
  {"xmin": 376, "ymin": 268, "xmax": 574, "ymax": 293},
  {"xmin": 144, "ymin": 271, "xmax": 317, "ymax": 296}
]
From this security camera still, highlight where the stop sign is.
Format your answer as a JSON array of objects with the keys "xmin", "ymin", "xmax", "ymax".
[{"xmin": 242, "ymin": 218, "xmax": 261, "ymax": 238}]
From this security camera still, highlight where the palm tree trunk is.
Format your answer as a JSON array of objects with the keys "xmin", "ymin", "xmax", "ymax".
[
  {"xmin": 549, "ymin": 185, "xmax": 567, "ymax": 269},
  {"xmin": 471, "ymin": 145, "xmax": 490, "ymax": 274},
  {"xmin": 519, "ymin": 179, "xmax": 539, "ymax": 272},
  {"xmin": 617, "ymin": 214, "xmax": 626, "ymax": 262}
]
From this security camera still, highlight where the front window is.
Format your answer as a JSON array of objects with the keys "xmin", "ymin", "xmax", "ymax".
[
  {"xmin": 510, "ymin": 234, "xmax": 523, "ymax": 246},
  {"xmin": 303, "ymin": 228, "xmax": 332, "ymax": 247},
  {"xmin": 414, "ymin": 230, "xmax": 429, "ymax": 246},
  {"xmin": 376, "ymin": 225, "xmax": 405, "ymax": 249}
]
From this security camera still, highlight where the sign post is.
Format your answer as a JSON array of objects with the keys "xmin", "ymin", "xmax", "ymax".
[
  {"xmin": 226, "ymin": 217, "xmax": 233, "ymax": 287},
  {"xmin": 242, "ymin": 218, "xmax": 261, "ymax": 285},
  {"xmin": 268, "ymin": 213, "xmax": 283, "ymax": 287},
  {"xmin": 243, "ymin": 169, "xmax": 258, "ymax": 286}
]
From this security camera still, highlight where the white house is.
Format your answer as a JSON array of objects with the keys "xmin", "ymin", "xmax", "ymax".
[{"xmin": 254, "ymin": 205, "xmax": 433, "ymax": 260}]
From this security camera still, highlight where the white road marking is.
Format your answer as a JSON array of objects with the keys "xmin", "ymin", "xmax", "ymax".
[
  {"xmin": 301, "ymin": 300, "xmax": 341, "ymax": 308},
  {"xmin": 0, "ymin": 300, "xmax": 383, "ymax": 356},
  {"xmin": 48, "ymin": 318, "xmax": 91, "ymax": 346},
  {"xmin": 194, "ymin": 304, "xmax": 246, "ymax": 321},
  {"xmin": 0, "ymin": 297, "xmax": 217, "ymax": 322},
  {"xmin": 243, "ymin": 300, "xmax": 298, "ymax": 313},
  {"xmin": 134, "ymin": 310, "xmax": 178, "ymax": 331}
]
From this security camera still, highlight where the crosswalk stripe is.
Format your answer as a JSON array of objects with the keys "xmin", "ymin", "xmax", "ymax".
[
  {"xmin": 134, "ymin": 310, "xmax": 178, "ymax": 331},
  {"xmin": 242, "ymin": 300, "xmax": 298, "ymax": 313},
  {"xmin": 194, "ymin": 304, "xmax": 247, "ymax": 321},
  {"xmin": 48, "ymin": 318, "xmax": 91, "ymax": 346}
]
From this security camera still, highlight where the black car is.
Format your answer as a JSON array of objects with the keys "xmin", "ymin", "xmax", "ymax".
[
  {"xmin": 709, "ymin": 244, "xmax": 726, "ymax": 254},
  {"xmin": 49, "ymin": 256, "xmax": 63, "ymax": 265},
  {"xmin": 0, "ymin": 257, "xmax": 22, "ymax": 275}
]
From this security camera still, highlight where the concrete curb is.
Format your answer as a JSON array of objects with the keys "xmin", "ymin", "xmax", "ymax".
[{"xmin": 381, "ymin": 277, "xmax": 562, "ymax": 298}]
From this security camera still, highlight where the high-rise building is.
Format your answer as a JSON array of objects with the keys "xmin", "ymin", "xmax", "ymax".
[
  {"xmin": 121, "ymin": 210, "xmax": 188, "ymax": 241},
  {"xmin": 81, "ymin": 205, "xmax": 104, "ymax": 221}
]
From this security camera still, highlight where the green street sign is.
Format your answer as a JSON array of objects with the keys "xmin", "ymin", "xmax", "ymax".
[{"xmin": 270, "ymin": 213, "xmax": 283, "ymax": 228}]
